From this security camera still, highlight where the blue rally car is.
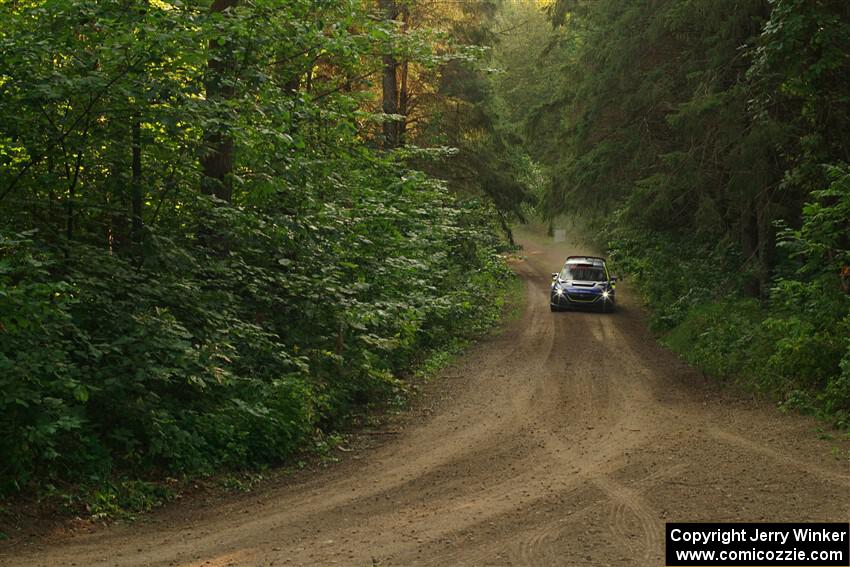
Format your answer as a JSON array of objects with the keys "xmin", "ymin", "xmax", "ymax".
[{"xmin": 550, "ymin": 256, "xmax": 617, "ymax": 312}]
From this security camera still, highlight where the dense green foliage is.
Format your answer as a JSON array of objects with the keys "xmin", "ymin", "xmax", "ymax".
[
  {"xmin": 491, "ymin": 0, "xmax": 850, "ymax": 424},
  {"xmin": 0, "ymin": 0, "xmax": 517, "ymax": 500}
]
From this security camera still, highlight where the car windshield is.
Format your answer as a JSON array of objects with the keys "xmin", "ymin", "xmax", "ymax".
[{"xmin": 560, "ymin": 264, "xmax": 606, "ymax": 282}]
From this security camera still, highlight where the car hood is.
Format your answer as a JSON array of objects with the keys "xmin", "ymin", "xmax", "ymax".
[{"xmin": 556, "ymin": 280, "xmax": 606, "ymax": 288}]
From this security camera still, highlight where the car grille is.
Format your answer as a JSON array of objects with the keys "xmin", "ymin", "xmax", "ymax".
[{"xmin": 567, "ymin": 293, "xmax": 598, "ymax": 302}]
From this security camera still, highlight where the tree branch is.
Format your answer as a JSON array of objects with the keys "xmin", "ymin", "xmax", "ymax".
[{"xmin": 0, "ymin": 55, "xmax": 149, "ymax": 203}]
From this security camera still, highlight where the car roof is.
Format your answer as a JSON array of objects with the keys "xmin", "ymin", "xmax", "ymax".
[{"xmin": 565, "ymin": 255, "xmax": 606, "ymax": 266}]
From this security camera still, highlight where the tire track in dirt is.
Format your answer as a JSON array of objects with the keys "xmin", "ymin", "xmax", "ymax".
[
  {"xmin": 707, "ymin": 427, "xmax": 850, "ymax": 487},
  {"xmin": 511, "ymin": 464, "xmax": 687, "ymax": 566}
]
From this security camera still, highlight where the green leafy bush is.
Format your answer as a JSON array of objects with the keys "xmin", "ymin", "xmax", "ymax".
[
  {"xmin": 663, "ymin": 299, "xmax": 766, "ymax": 380},
  {"xmin": 608, "ymin": 165, "xmax": 850, "ymax": 425},
  {"xmin": 0, "ymin": 171, "xmax": 511, "ymax": 496}
]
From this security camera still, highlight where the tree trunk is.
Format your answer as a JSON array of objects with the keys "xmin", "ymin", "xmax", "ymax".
[
  {"xmin": 131, "ymin": 113, "xmax": 143, "ymax": 244},
  {"xmin": 399, "ymin": 59, "xmax": 408, "ymax": 146},
  {"xmin": 498, "ymin": 210, "xmax": 515, "ymax": 247},
  {"xmin": 397, "ymin": 4, "xmax": 410, "ymax": 146},
  {"xmin": 740, "ymin": 200, "xmax": 760, "ymax": 298},
  {"xmin": 380, "ymin": 0, "xmax": 400, "ymax": 149},
  {"xmin": 754, "ymin": 189, "xmax": 774, "ymax": 297},
  {"xmin": 201, "ymin": 0, "xmax": 239, "ymax": 204}
]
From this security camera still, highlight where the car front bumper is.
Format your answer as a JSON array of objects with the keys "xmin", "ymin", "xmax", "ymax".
[{"xmin": 550, "ymin": 288, "xmax": 614, "ymax": 309}]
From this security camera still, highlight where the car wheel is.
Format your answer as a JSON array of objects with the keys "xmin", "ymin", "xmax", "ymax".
[{"xmin": 550, "ymin": 304, "xmax": 560, "ymax": 312}]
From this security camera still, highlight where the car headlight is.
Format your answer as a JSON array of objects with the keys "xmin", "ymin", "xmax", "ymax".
[{"xmin": 602, "ymin": 290, "xmax": 610, "ymax": 299}]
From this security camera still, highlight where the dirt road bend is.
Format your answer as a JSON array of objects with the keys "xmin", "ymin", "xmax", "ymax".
[{"xmin": 4, "ymin": 226, "xmax": 850, "ymax": 567}]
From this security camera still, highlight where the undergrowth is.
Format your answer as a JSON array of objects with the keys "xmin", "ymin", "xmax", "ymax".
[{"xmin": 606, "ymin": 169, "xmax": 850, "ymax": 429}]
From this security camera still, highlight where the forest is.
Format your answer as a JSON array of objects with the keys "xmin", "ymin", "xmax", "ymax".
[
  {"xmin": 492, "ymin": 0, "xmax": 850, "ymax": 426},
  {"xmin": 1, "ymin": 0, "xmax": 849, "ymax": 518}
]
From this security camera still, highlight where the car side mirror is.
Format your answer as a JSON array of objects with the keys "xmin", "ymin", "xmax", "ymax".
[
  {"xmin": 610, "ymin": 276, "xmax": 618, "ymax": 283},
  {"xmin": 551, "ymin": 272, "xmax": 559, "ymax": 280}
]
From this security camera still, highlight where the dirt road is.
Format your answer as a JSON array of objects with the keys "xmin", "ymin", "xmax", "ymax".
[{"xmin": 4, "ymin": 227, "xmax": 850, "ymax": 567}]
